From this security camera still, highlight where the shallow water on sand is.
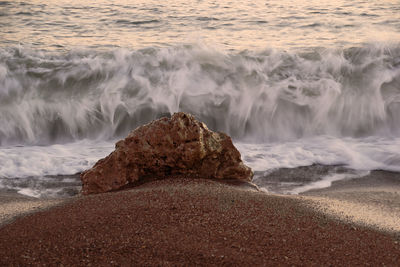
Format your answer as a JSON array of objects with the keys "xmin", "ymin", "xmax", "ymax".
[{"xmin": 1, "ymin": 137, "xmax": 399, "ymax": 197}]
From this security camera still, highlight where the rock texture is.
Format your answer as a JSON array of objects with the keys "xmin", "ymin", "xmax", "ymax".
[{"xmin": 81, "ymin": 112, "xmax": 253, "ymax": 194}]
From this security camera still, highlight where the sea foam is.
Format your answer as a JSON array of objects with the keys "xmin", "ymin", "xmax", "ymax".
[
  {"xmin": 1, "ymin": 44, "xmax": 400, "ymax": 197},
  {"xmin": 0, "ymin": 44, "xmax": 399, "ymax": 145}
]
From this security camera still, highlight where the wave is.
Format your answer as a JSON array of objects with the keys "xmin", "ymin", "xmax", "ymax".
[{"xmin": 0, "ymin": 43, "xmax": 400, "ymax": 145}]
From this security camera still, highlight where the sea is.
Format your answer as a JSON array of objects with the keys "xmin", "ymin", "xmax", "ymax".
[{"xmin": 1, "ymin": 0, "xmax": 400, "ymax": 198}]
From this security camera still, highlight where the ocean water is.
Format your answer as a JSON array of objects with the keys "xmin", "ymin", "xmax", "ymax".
[{"xmin": 1, "ymin": 0, "xmax": 399, "ymax": 197}]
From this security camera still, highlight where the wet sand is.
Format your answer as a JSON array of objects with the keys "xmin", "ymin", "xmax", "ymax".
[{"xmin": 300, "ymin": 170, "xmax": 400, "ymax": 233}]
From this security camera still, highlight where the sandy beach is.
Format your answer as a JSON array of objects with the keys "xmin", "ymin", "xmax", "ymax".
[
  {"xmin": 301, "ymin": 170, "xmax": 400, "ymax": 234},
  {"xmin": 0, "ymin": 192, "xmax": 67, "ymax": 228},
  {"xmin": 0, "ymin": 176, "xmax": 399, "ymax": 266},
  {"xmin": 1, "ymin": 0, "xmax": 400, "ymax": 265},
  {"xmin": 2, "ymin": 171, "xmax": 399, "ymax": 233}
]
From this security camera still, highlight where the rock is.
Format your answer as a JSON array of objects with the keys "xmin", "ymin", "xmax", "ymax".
[{"xmin": 81, "ymin": 112, "xmax": 253, "ymax": 195}]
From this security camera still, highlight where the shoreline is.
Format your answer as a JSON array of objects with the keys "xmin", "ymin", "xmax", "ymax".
[
  {"xmin": 300, "ymin": 171, "xmax": 400, "ymax": 234},
  {"xmin": 1, "ymin": 177, "xmax": 399, "ymax": 265},
  {"xmin": 2, "ymin": 172, "xmax": 399, "ymax": 234}
]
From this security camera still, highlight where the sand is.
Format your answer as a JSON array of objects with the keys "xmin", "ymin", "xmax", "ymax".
[
  {"xmin": 2, "ymin": 171, "xmax": 399, "ymax": 234},
  {"xmin": 0, "ymin": 174, "xmax": 399, "ymax": 265},
  {"xmin": 0, "ymin": 178, "xmax": 399, "ymax": 266},
  {"xmin": 0, "ymin": 192, "xmax": 68, "ymax": 228},
  {"xmin": 300, "ymin": 171, "xmax": 400, "ymax": 234},
  {"xmin": 0, "ymin": 179, "xmax": 258, "ymax": 228}
]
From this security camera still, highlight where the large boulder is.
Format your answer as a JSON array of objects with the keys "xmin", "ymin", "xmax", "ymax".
[{"xmin": 81, "ymin": 112, "xmax": 253, "ymax": 195}]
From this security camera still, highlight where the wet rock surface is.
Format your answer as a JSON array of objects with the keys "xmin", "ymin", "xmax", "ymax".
[{"xmin": 81, "ymin": 112, "xmax": 253, "ymax": 194}]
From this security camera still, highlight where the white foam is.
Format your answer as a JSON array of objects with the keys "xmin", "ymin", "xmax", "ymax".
[
  {"xmin": 16, "ymin": 187, "xmax": 71, "ymax": 199},
  {"xmin": 0, "ymin": 135, "xmax": 398, "ymax": 182},
  {"xmin": 288, "ymin": 171, "xmax": 370, "ymax": 194},
  {"xmin": 236, "ymin": 135, "xmax": 400, "ymax": 173},
  {"xmin": 0, "ymin": 140, "xmax": 114, "ymax": 178},
  {"xmin": 0, "ymin": 135, "xmax": 399, "ymax": 197},
  {"xmin": 1, "ymin": 44, "xmax": 400, "ymax": 145}
]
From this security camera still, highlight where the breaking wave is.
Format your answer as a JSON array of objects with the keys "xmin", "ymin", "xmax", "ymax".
[{"xmin": 1, "ymin": 43, "xmax": 400, "ymax": 145}]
